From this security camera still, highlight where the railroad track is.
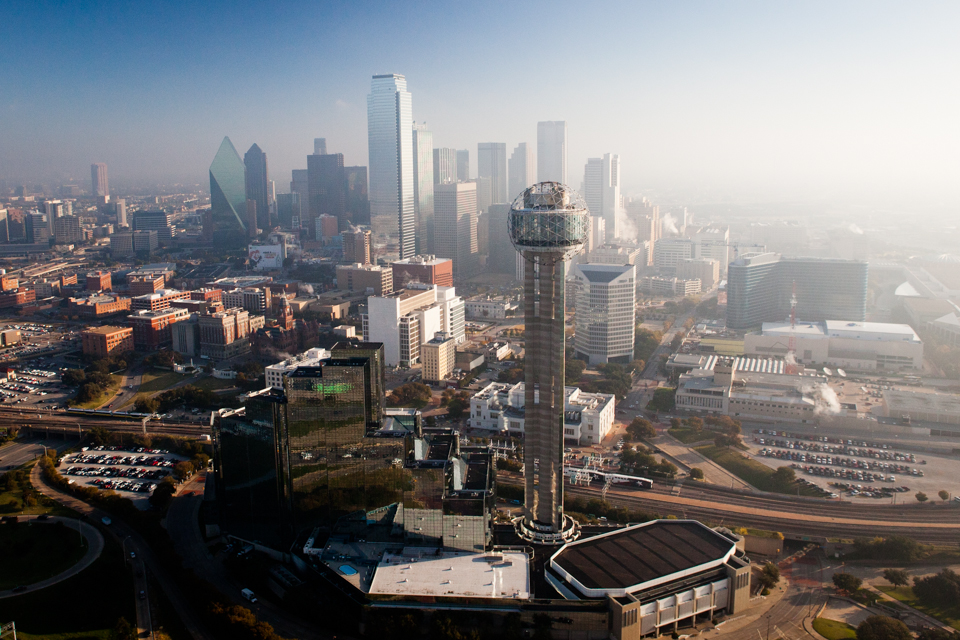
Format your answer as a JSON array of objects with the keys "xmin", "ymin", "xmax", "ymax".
[{"xmin": 0, "ymin": 411, "xmax": 209, "ymax": 437}]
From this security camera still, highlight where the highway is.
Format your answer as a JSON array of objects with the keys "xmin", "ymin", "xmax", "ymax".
[{"xmin": 0, "ymin": 406, "xmax": 210, "ymax": 438}]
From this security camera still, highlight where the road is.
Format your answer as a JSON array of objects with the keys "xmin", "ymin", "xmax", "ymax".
[
  {"xmin": 98, "ymin": 365, "xmax": 146, "ymax": 411},
  {"xmin": 0, "ymin": 437, "xmax": 76, "ymax": 471},
  {"xmin": 30, "ymin": 463, "xmax": 214, "ymax": 640}
]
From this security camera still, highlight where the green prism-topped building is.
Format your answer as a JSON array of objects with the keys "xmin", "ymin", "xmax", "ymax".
[{"xmin": 208, "ymin": 136, "xmax": 248, "ymax": 247}]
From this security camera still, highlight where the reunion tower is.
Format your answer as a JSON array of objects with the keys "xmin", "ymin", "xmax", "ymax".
[{"xmin": 509, "ymin": 182, "xmax": 588, "ymax": 544}]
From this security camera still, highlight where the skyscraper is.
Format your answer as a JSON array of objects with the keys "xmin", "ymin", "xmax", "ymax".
[
  {"xmin": 583, "ymin": 153, "xmax": 621, "ymax": 239},
  {"xmin": 434, "ymin": 181, "xmax": 478, "ymax": 279},
  {"xmin": 433, "ymin": 148, "xmax": 458, "ymax": 185},
  {"xmin": 314, "ymin": 138, "xmax": 327, "ymax": 155},
  {"xmin": 244, "ymin": 144, "xmax": 270, "ymax": 231},
  {"xmin": 367, "ymin": 74, "xmax": 415, "ymax": 260},
  {"xmin": 509, "ymin": 182, "xmax": 587, "ymax": 544},
  {"xmin": 574, "ymin": 263, "xmax": 636, "ymax": 365},
  {"xmin": 412, "ymin": 123, "xmax": 435, "ymax": 254},
  {"xmin": 290, "ymin": 169, "xmax": 309, "ymax": 226},
  {"xmin": 456, "ymin": 150, "xmax": 469, "ymax": 181},
  {"xmin": 90, "ymin": 163, "xmax": 109, "ymax": 197},
  {"xmin": 307, "ymin": 152, "xmax": 346, "ymax": 229},
  {"xmin": 537, "ymin": 121, "xmax": 567, "ymax": 183},
  {"xmin": 208, "ymin": 137, "xmax": 248, "ymax": 247},
  {"xmin": 477, "ymin": 143, "xmax": 507, "ymax": 208},
  {"xmin": 486, "ymin": 203, "xmax": 519, "ymax": 276},
  {"xmin": 508, "ymin": 143, "xmax": 535, "ymax": 203},
  {"xmin": 345, "ymin": 166, "xmax": 370, "ymax": 226}
]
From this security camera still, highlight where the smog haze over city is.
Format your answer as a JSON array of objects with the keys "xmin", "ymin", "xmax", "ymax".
[{"xmin": 2, "ymin": 1, "xmax": 958, "ymax": 213}]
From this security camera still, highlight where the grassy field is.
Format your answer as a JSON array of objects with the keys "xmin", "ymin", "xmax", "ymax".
[
  {"xmin": 877, "ymin": 585, "xmax": 960, "ymax": 631},
  {"xmin": 695, "ymin": 444, "xmax": 822, "ymax": 496},
  {"xmin": 0, "ymin": 521, "xmax": 88, "ymax": 589},
  {"xmin": 74, "ymin": 374, "xmax": 123, "ymax": 410},
  {"xmin": 813, "ymin": 618, "xmax": 857, "ymax": 640},
  {"xmin": 191, "ymin": 376, "xmax": 238, "ymax": 392},
  {"xmin": 0, "ymin": 531, "xmax": 134, "ymax": 637},
  {"xmin": 118, "ymin": 369, "xmax": 187, "ymax": 409},
  {"xmin": 667, "ymin": 428, "xmax": 713, "ymax": 444},
  {"xmin": 0, "ymin": 465, "xmax": 78, "ymax": 517}
]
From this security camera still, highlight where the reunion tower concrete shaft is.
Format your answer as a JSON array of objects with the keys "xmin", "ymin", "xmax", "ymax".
[{"xmin": 508, "ymin": 182, "xmax": 588, "ymax": 544}]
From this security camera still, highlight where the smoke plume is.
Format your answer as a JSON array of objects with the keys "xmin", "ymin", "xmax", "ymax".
[
  {"xmin": 662, "ymin": 213, "xmax": 680, "ymax": 235},
  {"xmin": 802, "ymin": 382, "xmax": 842, "ymax": 415},
  {"xmin": 848, "ymin": 223, "xmax": 864, "ymax": 235}
]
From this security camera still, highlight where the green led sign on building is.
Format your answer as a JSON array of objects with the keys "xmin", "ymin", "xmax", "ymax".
[{"xmin": 313, "ymin": 382, "xmax": 353, "ymax": 395}]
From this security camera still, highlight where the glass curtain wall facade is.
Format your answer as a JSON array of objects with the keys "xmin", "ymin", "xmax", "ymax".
[
  {"xmin": 244, "ymin": 143, "xmax": 271, "ymax": 231},
  {"xmin": 508, "ymin": 143, "xmax": 535, "ymax": 204},
  {"xmin": 367, "ymin": 74, "xmax": 415, "ymax": 260},
  {"xmin": 537, "ymin": 121, "xmax": 567, "ymax": 184},
  {"xmin": 478, "ymin": 143, "xmax": 507, "ymax": 207},
  {"xmin": 412, "ymin": 123, "xmax": 434, "ymax": 254},
  {"xmin": 209, "ymin": 136, "xmax": 248, "ymax": 247},
  {"xmin": 574, "ymin": 263, "xmax": 636, "ymax": 365}
]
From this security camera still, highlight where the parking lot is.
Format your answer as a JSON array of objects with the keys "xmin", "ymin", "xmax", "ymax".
[
  {"xmin": 60, "ymin": 446, "xmax": 187, "ymax": 508},
  {"xmin": 743, "ymin": 428, "xmax": 960, "ymax": 502}
]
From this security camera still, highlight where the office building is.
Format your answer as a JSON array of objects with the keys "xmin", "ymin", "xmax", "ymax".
[
  {"xmin": 434, "ymin": 181, "xmax": 478, "ymax": 279},
  {"xmin": 433, "ymin": 148, "xmax": 458, "ymax": 185},
  {"xmin": 221, "ymin": 287, "xmax": 270, "ymax": 315},
  {"xmin": 208, "ymin": 137, "xmax": 248, "ymax": 246},
  {"xmin": 587, "ymin": 243, "xmax": 643, "ymax": 267},
  {"xmin": 390, "ymin": 255, "xmax": 453, "ymax": 288},
  {"xmin": 43, "ymin": 200, "xmax": 64, "ymax": 236},
  {"xmin": 276, "ymin": 192, "xmax": 300, "ymax": 229},
  {"xmin": 344, "ymin": 166, "xmax": 370, "ymax": 226},
  {"xmin": 509, "ymin": 182, "xmax": 587, "ymax": 544},
  {"xmin": 421, "ymin": 332, "xmax": 456, "ymax": 383},
  {"xmin": 574, "ymin": 263, "xmax": 636, "ymax": 365},
  {"xmin": 171, "ymin": 316, "xmax": 200, "ymax": 357},
  {"xmin": 91, "ymin": 163, "xmax": 109, "ymax": 197},
  {"xmin": 82, "ymin": 326, "xmax": 134, "ymax": 358},
  {"xmin": 68, "ymin": 295, "xmax": 131, "ymax": 318},
  {"xmin": 677, "ymin": 258, "xmax": 720, "ymax": 290},
  {"xmin": 363, "ymin": 284, "xmax": 465, "ymax": 366},
  {"xmin": 485, "ymin": 203, "xmax": 520, "ymax": 276},
  {"xmin": 582, "ymin": 154, "xmax": 620, "ymax": 239},
  {"xmin": 342, "ymin": 227, "xmax": 372, "ymax": 265},
  {"xmin": 244, "ymin": 143, "xmax": 271, "ymax": 230},
  {"xmin": 307, "ymin": 151, "xmax": 346, "ymax": 229},
  {"xmin": 264, "ymin": 347, "xmax": 332, "ymax": 389},
  {"xmin": 316, "ymin": 213, "xmax": 338, "ymax": 243},
  {"xmin": 86, "ymin": 271, "xmax": 112, "ymax": 292},
  {"xmin": 114, "ymin": 199, "xmax": 127, "ymax": 227},
  {"xmin": 367, "ymin": 73, "xmax": 415, "ymax": 259},
  {"xmin": 24, "ymin": 212, "xmax": 48, "ymax": 245},
  {"xmin": 477, "ymin": 143, "xmax": 507, "ymax": 209},
  {"xmin": 53, "ymin": 215, "xmax": 83, "ymax": 244},
  {"xmin": 290, "ymin": 169, "xmax": 309, "ymax": 226},
  {"xmin": 456, "ymin": 150, "xmax": 469, "ymax": 181},
  {"xmin": 109, "ymin": 232, "xmax": 133, "ymax": 256},
  {"xmin": 133, "ymin": 210, "xmax": 174, "ymax": 241},
  {"xmin": 640, "ymin": 276, "xmax": 702, "ymax": 298},
  {"xmin": 131, "ymin": 289, "xmax": 189, "ymax": 312},
  {"xmin": 314, "ymin": 138, "xmax": 327, "ymax": 155},
  {"xmin": 654, "ymin": 238, "xmax": 694, "ymax": 274},
  {"xmin": 726, "ymin": 253, "xmax": 868, "ymax": 330},
  {"xmin": 128, "ymin": 307, "xmax": 190, "ymax": 351},
  {"xmin": 246, "ymin": 199, "xmax": 258, "ymax": 238},
  {"xmin": 470, "ymin": 381, "xmax": 615, "ymax": 446},
  {"xmin": 537, "ymin": 121, "xmax": 567, "ymax": 183},
  {"xmin": 508, "ymin": 143, "xmax": 535, "ymax": 203},
  {"xmin": 687, "ymin": 226, "xmax": 731, "ymax": 275},
  {"xmin": 336, "ymin": 263, "xmax": 393, "ymax": 295},
  {"xmin": 412, "ymin": 123, "xmax": 434, "ymax": 254},
  {"xmin": 133, "ymin": 230, "xmax": 158, "ymax": 254},
  {"xmin": 743, "ymin": 321, "xmax": 923, "ymax": 371},
  {"xmin": 464, "ymin": 296, "xmax": 517, "ymax": 319},
  {"xmin": 199, "ymin": 307, "xmax": 252, "ymax": 360}
]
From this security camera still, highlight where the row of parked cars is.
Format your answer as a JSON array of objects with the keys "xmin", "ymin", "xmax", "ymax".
[
  {"xmin": 793, "ymin": 463, "xmax": 899, "ymax": 485},
  {"xmin": 753, "ymin": 437, "xmax": 919, "ymax": 463},
  {"xmin": 64, "ymin": 465, "xmax": 168, "ymax": 480},
  {"xmin": 68, "ymin": 453, "xmax": 176, "ymax": 468},
  {"xmin": 758, "ymin": 448, "xmax": 917, "ymax": 475},
  {"xmin": 89, "ymin": 478, "xmax": 157, "ymax": 493}
]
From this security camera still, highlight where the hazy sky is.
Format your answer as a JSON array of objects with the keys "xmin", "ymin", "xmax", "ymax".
[{"xmin": 2, "ymin": 0, "xmax": 958, "ymax": 207}]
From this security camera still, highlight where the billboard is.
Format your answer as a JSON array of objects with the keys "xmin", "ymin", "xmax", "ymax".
[{"xmin": 248, "ymin": 244, "xmax": 283, "ymax": 270}]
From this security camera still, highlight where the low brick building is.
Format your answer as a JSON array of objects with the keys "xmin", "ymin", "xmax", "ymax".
[{"xmin": 82, "ymin": 326, "xmax": 134, "ymax": 358}]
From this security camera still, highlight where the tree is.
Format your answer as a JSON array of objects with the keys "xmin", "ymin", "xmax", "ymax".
[
  {"xmin": 772, "ymin": 466, "xmax": 796, "ymax": 486},
  {"xmin": 62, "ymin": 369, "xmax": 86, "ymax": 386},
  {"xmin": 135, "ymin": 397, "xmax": 160, "ymax": 413},
  {"xmin": 173, "ymin": 461, "xmax": 194, "ymax": 481},
  {"xmin": 916, "ymin": 491, "xmax": 929, "ymax": 504},
  {"xmin": 833, "ymin": 572, "xmax": 863, "ymax": 594},
  {"xmin": 916, "ymin": 627, "xmax": 959, "ymax": 640},
  {"xmin": 759, "ymin": 562, "xmax": 781, "ymax": 589},
  {"xmin": 564, "ymin": 358, "xmax": 586, "ymax": 384},
  {"xmin": 684, "ymin": 416, "xmax": 703, "ymax": 431},
  {"xmin": 627, "ymin": 417, "xmax": 656, "ymax": 441},
  {"xmin": 88, "ymin": 426, "xmax": 113, "ymax": 447},
  {"xmin": 913, "ymin": 568, "xmax": 960, "ymax": 608},
  {"xmin": 689, "ymin": 467, "xmax": 705, "ymax": 480},
  {"xmin": 75, "ymin": 382, "xmax": 104, "ymax": 403},
  {"xmin": 939, "ymin": 489, "xmax": 950, "ymax": 503},
  {"xmin": 670, "ymin": 418, "xmax": 682, "ymax": 429},
  {"xmin": 111, "ymin": 617, "xmax": 137, "ymax": 640},
  {"xmin": 856, "ymin": 616, "xmax": 912, "ymax": 640},
  {"xmin": 387, "ymin": 382, "xmax": 433, "ymax": 408},
  {"xmin": 882, "ymin": 568, "xmax": 910, "ymax": 588}
]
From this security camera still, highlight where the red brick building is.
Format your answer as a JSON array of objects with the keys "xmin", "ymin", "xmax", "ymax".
[
  {"xmin": 391, "ymin": 256, "xmax": 454, "ymax": 288},
  {"xmin": 0, "ymin": 289, "xmax": 36, "ymax": 308},
  {"xmin": 131, "ymin": 289, "xmax": 190, "ymax": 312},
  {"xmin": 82, "ymin": 326, "xmax": 134, "ymax": 358},
  {"xmin": 86, "ymin": 271, "xmax": 112, "ymax": 291},
  {"xmin": 69, "ymin": 295, "xmax": 132, "ymax": 318},
  {"xmin": 128, "ymin": 274, "xmax": 165, "ymax": 296},
  {"xmin": 127, "ymin": 307, "xmax": 190, "ymax": 350}
]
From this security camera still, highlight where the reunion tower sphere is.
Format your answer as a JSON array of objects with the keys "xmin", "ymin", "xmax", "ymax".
[{"xmin": 508, "ymin": 182, "xmax": 589, "ymax": 259}]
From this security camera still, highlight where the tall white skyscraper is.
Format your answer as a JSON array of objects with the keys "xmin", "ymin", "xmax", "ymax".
[
  {"xmin": 477, "ymin": 143, "xmax": 507, "ymax": 208},
  {"xmin": 583, "ymin": 153, "xmax": 621, "ymax": 240},
  {"xmin": 433, "ymin": 148, "xmax": 458, "ymax": 185},
  {"xmin": 367, "ymin": 74, "xmax": 415, "ymax": 259},
  {"xmin": 412, "ymin": 122, "xmax": 435, "ymax": 254},
  {"xmin": 537, "ymin": 121, "xmax": 566, "ymax": 183},
  {"xmin": 434, "ymin": 181, "xmax": 478, "ymax": 279},
  {"xmin": 508, "ymin": 142, "xmax": 535, "ymax": 202}
]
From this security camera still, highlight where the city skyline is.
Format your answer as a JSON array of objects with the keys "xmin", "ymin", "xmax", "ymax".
[{"xmin": 1, "ymin": 1, "xmax": 958, "ymax": 209}]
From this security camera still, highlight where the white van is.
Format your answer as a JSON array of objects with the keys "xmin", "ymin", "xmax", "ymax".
[{"xmin": 241, "ymin": 588, "xmax": 257, "ymax": 603}]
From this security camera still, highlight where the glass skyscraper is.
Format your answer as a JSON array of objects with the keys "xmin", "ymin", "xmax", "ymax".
[
  {"xmin": 244, "ymin": 143, "xmax": 270, "ymax": 231},
  {"xmin": 477, "ymin": 143, "xmax": 508, "ymax": 208},
  {"xmin": 412, "ymin": 123, "xmax": 434, "ymax": 254},
  {"xmin": 367, "ymin": 74, "xmax": 415, "ymax": 260},
  {"xmin": 209, "ymin": 136, "xmax": 248, "ymax": 247},
  {"xmin": 537, "ymin": 121, "xmax": 567, "ymax": 184}
]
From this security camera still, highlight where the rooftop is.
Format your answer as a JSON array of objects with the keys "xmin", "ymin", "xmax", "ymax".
[
  {"xmin": 369, "ymin": 548, "xmax": 530, "ymax": 599},
  {"xmin": 761, "ymin": 320, "xmax": 920, "ymax": 342},
  {"xmin": 83, "ymin": 326, "xmax": 130, "ymax": 335},
  {"xmin": 550, "ymin": 521, "xmax": 736, "ymax": 595},
  {"xmin": 884, "ymin": 389, "xmax": 960, "ymax": 414}
]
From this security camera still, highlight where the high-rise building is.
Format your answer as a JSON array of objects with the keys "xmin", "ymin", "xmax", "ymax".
[
  {"xmin": 725, "ymin": 254, "xmax": 868, "ymax": 330},
  {"xmin": 390, "ymin": 255, "xmax": 454, "ymax": 288},
  {"xmin": 582, "ymin": 154, "xmax": 620, "ymax": 240},
  {"xmin": 133, "ymin": 210, "xmax": 174, "ymax": 241},
  {"xmin": 456, "ymin": 149, "xmax": 469, "ymax": 181},
  {"xmin": 290, "ymin": 169, "xmax": 309, "ymax": 226},
  {"xmin": 307, "ymin": 152, "xmax": 346, "ymax": 229},
  {"xmin": 367, "ymin": 74, "xmax": 415, "ymax": 260},
  {"xmin": 244, "ymin": 144, "xmax": 270, "ymax": 231},
  {"xmin": 537, "ymin": 121, "xmax": 567, "ymax": 183},
  {"xmin": 509, "ymin": 182, "xmax": 587, "ymax": 544},
  {"xmin": 421, "ymin": 332, "xmax": 456, "ymax": 383},
  {"xmin": 432, "ymin": 148, "xmax": 457, "ymax": 185},
  {"xmin": 114, "ymin": 199, "xmax": 127, "ymax": 227},
  {"xmin": 91, "ymin": 163, "xmax": 109, "ymax": 197},
  {"xmin": 342, "ymin": 227, "xmax": 372, "ymax": 265},
  {"xmin": 508, "ymin": 143, "xmax": 535, "ymax": 203},
  {"xmin": 510, "ymin": 182, "xmax": 590, "ymax": 544},
  {"xmin": 276, "ymin": 192, "xmax": 300, "ymax": 229},
  {"xmin": 478, "ymin": 143, "xmax": 507, "ymax": 211},
  {"xmin": 53, "ymin": 215, "xmax": 83, "ymax": 244},
  {"xmin": 246, "ymin": 199, "xmax": 258, "ymax": 238},
  {"xmin": 208, "ymin": 137, "xmax": 248, "ymax": 247},
  {"xmin": 44, "ymin": 200, "xmax": 63, "ymax": 236},
  {"xmin": 25, "ymin": 212, "xmax": 48, "ymax": 244},
  {"xmin": 363, "ymin": 283, "xmax": 465, "ymax": 366},
  {"xmin": 434, "ymin": 181, "xmax": 478, "ymax": 279},
  {"xmin": 574, "ymin": 263, "xmax": 636, "ymax": 365},
  {"xmin": 344, "ymin": 166, "xmax": 370, "ymax": 226},
  {"xmin": 412, "ymin": 123, "xmax": 434, "ymax": 254},
  {"xmin": 314, "ymin": 138, "xmax": 327, "ymax": 155},
  {"xmin": 0, "ymin": 209, "xmax": 8, "ymax": 244},
  {"xmin": 486, "ymin": 204, "xmax": 519, "ymax": 276}
]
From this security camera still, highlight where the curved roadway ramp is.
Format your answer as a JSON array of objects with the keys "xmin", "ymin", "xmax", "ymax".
[{"xmin": 0, "ymin": 516, "xmax": 104, "ymax": 598}]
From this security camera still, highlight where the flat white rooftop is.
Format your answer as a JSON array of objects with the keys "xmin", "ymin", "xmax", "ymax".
[
  {"xmin": 761, "ymin": 320, "xmax": 920, "ymax": 342},
  {"xmin": 369, "ymin": 548, "xmax": 530, "ymax": 599}
]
